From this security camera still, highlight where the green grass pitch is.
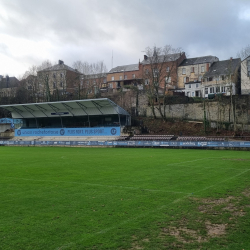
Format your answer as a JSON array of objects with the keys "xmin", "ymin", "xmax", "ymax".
[{"xmin": 0, "ymin": 147, "xmax": 250, "ymax": 249}]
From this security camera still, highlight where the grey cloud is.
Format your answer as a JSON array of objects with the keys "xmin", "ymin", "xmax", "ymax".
[{"xmin": 1, "ymin": 0, "xmax": 250, "ymax": 76}]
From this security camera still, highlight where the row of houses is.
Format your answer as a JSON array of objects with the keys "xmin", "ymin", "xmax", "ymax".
[{"xmin": 1, "ymin": 51, "xmax": 250, "ymax": 101}]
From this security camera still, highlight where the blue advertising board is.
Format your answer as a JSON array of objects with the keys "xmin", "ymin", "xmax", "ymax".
[
  {"xmin": 14, "ymin": 127, "xmax": 120, "ymax": 137},
  {"xmin": 1, "ymin": 139, "xmax": 250, "ymax": 149}
]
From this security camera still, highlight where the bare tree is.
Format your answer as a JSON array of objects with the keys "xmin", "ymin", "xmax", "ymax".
[
  {"xmin": 72, "ymin": 61, "xmax": 107, "ymax": 99},
  {"xmin": 141, "ymin": 45, "xmax": 185, "ymax": 120},
  {"xmin": 237, "ymin": 45, "xmax": 250, "ymax": 95}
]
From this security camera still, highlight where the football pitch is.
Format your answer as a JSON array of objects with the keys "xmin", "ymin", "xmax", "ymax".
[{"xmin": 0, "ymin": 147, "xmax": 250, "ymax": 250}]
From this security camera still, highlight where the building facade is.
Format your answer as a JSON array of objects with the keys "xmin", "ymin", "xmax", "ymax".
[
  {"xmin": 241, "ymin": 55, "xmax": 250, "ymax": 95},
  {"xmin": 37, "ymin": 60, "xmax": 81, "ymax": 100},
  {"xmin": 177, "ymin": 56, "xmax": 219, "ymax": 89}
]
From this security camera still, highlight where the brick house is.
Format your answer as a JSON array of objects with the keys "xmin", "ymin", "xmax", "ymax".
[
  {"xmin": 177, "ymin": 56, "xmax": 219, "ymax": 89},
  {"xmin": 202, "ymin": 58, "xmax": 241, "ymax": 97},
  {"xmin": 107, "ymin": 64, "xmax": 142, "ymax": 92},
  {"xmin": 37, "ymin": 60, "xmax": 81, "ymax": 100},
  {"xmin": 140, "ymin": 52, "xmax": 186, "ymax": 92}
]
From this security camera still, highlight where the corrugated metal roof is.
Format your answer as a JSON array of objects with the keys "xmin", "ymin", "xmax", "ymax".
[{"xmin": 0, "ymin": 98, "xmax": 130, "ymax": 119}]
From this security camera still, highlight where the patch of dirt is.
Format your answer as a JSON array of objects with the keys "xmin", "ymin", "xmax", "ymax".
[
  {"xmin": 156, "ymin": 193, "xmax": 249, "ymax": 247},
  {"xmin": 242, "ymin": 189, "xmax": 250, "ymax": 198},
  {"xmin": 129, "ymin": 235, "xmax": 149, "ymax": 250},
  {"xmin": 161, "ymin": 226, "xmax": 207, "ymax": 243},
  {"xmin": 201, "ymin": 196, "xmax": 236, "ymax": 204},
  {"xmin": 205, "ymin": 221, "xmax": 226, "ymax": 237}
]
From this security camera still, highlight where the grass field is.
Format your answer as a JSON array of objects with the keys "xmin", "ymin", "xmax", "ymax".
[{"xmin": 0, "ymin": 147, "xmax": 250, "ymax": 250}]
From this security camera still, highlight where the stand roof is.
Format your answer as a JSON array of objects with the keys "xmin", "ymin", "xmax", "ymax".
[{"xmin": 0, "ymin": 98, "xmax": 130, "ymax": 119}]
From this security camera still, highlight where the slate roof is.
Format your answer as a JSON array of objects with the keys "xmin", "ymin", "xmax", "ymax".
[
  {"xmin": 141, "ymin": 53, "xmax": 182, "ymax": 65},
  {"xmin": 109, "ymin": 64, "xmax": 139, "ymax": 73},
  {"xmin": 38, "ymin": 62, "xmax": 79, "ymax": 73},
  {"xmin": 203, "ymin": 58, "xmax": 241, "ymax": 78},
  {"xmin": 84, "ymin": 73, "xmax": 107, "ymax": 79},
  {"xmin": 179, "ymin": 56, "xmax": 219, "ymax": 66},
  {"xmin": 0, "ymin": 76, "xmax": 19, "ymax": 89}
]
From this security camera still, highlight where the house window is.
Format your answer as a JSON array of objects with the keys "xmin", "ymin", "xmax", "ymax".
[
  {"xmin": 145, "ymin": 69, "xmax": 149, "ymax": 74},
  {"xmin": 208, "ymin": 77, "xmax": 213, "ymax": 81},
  {"xmin": 189, "ymin": 84, "xmax": 191, "ymax": 88},
  {"xmin": 186, "ymin": 77, "xmax": 189, "ymax": 83},
  {"xmin": 198, "ymin": 76, "xmax": 202, "ymax": 81},
  {"xmin": 86, "ymin": 81, "xmax": 89, "ymax": 85},
  {"xmin": 103, "ymin": 78, "xmax": 107, "ymax": 83},
  {"xmin": 53, "ymin": 73, "xmax": 56, "ymax": 78},
  {"xmin": 145, "ymin": 79, "xmax": 149, "ymax": 85},
  {"xmin": 221, "ymin": 75, "xmax": 225, "ymax": 80},
  {"xmin": 153, "ymin": 69, "xmax": 158, "ymax": 77},
  {"xmin": 183, "ymin": 77, "xmax": 186, "ymax": 83},
  {"xmin": 201, "ymin": 66, "xmax": 205, "ymax": 73},
  {"xmin": 28, "ymin": 85, "xmax": 32, "ymax": 90},
  {"xmin": 191, "ymin": 67, "xmax": 194, "ymax": 73},
  {"xmin": 192, "ymin": 92, "xmax": 195, "ymax": 97},
  {"xmin": 124, "ymin": 75, "xmax": 127, "ymax": 80},
  {"xmin": 111, "ymin": 76, "xmax": 115, "ymax": 81},
  {"xmin": 60, "ymin": 82, "xmax": 63, "ymax": 87},
  {"xmin": 182, "ymin": 68, "xmax": 186, "ymax": 74},
  {"xmin": 119, "ymin": 76, "xmax": 123, "ymax": 80},
  {"xmin": 210, "ymin": 87, "xmax": 214, "ymax": 93},
  {"xmin": 60, "ymin": 73, "xmax": 63, "ymax": 77},
  {"xmin": 205, "ymin": 88, "xmax": 208, "ymax": 94},
  {"xmin": 165, "ymin": 77, "xmax": 171, "ymax": 84},
  {"xmin": 216, "ymin": 86, "xmax": 220, "ymax": 93},
  {"xmin": 53, "ymin": 82, "xmax": 56, "ymax": 89},
  {"xmin": 132, "ymin": 74, "xmax": 135, "ymax": 78},
  {"xmin": 247, "ymin": 60, "xmax": 250, "ymax": 76},
  {"xmin": 109, "ymin": 83, "xmax": 113, "ymax": 88},
  {"xmin": 166, "ymin": 67, "xmax": 170, "ymax": 72},
  {"xmin": 196, "ymin": 83, "xmax": 199, "ymax": 88},
  {"xmin": 221, "ymin": 86, "xmax": 226, "ymax": 92}
]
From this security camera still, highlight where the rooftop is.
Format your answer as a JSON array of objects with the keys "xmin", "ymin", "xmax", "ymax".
[
  {"xmin": 109, "ymin": 64, "xmax": 139, "ymax": 73},
  {"xmin": 179, "ymin": 56, "xmax": 219, "ymax": 66},
  {"xmin": 141, "ymin": 52, "xmax": 183, "ymax": 65},
  {"xmin": 37, "ymin": 60, "xmax": 79, "ymax": 73},
  {"xmin": 203, "ymin": 58, "xmax": 241, "ymax": 78}
]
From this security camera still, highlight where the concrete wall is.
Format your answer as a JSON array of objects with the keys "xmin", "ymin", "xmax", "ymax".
[
  {"xmin": 145, "ymin": 96, "xmax": 250, "ymax": 126},
  {"xmin": 0, "ymin": 124, "xmax": 11, "ymax": 133}
]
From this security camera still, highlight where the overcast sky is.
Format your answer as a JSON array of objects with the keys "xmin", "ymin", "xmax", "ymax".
[{"xmin": 0, "ymin": 0, "xmax": 250, "ymax": 78}]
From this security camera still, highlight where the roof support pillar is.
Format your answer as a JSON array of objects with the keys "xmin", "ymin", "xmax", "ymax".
[
  {"xmin": 76, "ymin": 102, "xmax": 90, "ymax": 127},
  {"xmin": 22, "ymin": 105, "xmax": 39, "ymax": 128}
]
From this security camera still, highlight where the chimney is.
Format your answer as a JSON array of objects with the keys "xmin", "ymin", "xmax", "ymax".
[
  {"xmin": 59, "ymin": 60, "xmax": 64, "ymax": 65},
  {"xmin": 230, "ymin": 57, "xmax": 233, "ymax": 61},
  {"xmin": 144, "ymin": 55, "xmax": 148, "ymax": 60}
]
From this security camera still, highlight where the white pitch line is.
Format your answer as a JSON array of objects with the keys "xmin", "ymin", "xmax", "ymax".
[
  {"xmin": 61, "ymin": 167, "xmax": 250, "ymax": 249},
  {"xmin": 164, "ymin": 156, "xmax": 227, "ymax": 167},
  {"xmin": 3, "ymin": 177, "xmax": 189, "ymax": 194}
]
